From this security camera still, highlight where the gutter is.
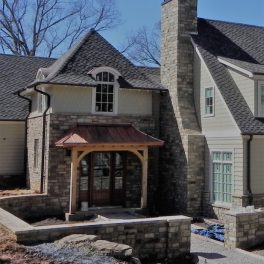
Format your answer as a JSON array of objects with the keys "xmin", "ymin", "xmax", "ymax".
[
  {"xmin": 15, "ymin": 91, "xmax": 32, "ymax": 187},
  {"xmin": 34, "ymin": 86, "xmax": 51, "ymax": 193},
  {"xmin": 247, "ymin": 135, "xmax": 253, "ymax": 205}
]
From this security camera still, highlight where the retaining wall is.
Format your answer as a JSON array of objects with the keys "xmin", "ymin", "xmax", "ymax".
[
  {"xmin": 225, "ymin": 210, "xmax": 264, "ymax": 249},
  {"xmin": 0, "ymin": 194, "xmax": 66, "ymax": 219},
  {"xmin": 0, "ymin": 206, "xmax": 191, "ymax": 261}
]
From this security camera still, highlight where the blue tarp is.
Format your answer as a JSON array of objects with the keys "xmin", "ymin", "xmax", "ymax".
[{"xmin": 192, "ymin": 224, "xmax": 225, "ymax": 242}]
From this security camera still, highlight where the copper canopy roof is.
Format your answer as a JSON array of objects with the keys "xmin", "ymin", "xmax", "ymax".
[{"xmin": 55, "ymin": 124, "xmax": 164, "ymax": 148}]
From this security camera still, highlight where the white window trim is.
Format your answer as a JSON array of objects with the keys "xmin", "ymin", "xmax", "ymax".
[
  {"xmin": 257, "ymin": 80, "xmax": 264, "ymax": 117},
  {"xmin": 204, "ymin": 86, "xmax": 215, "ymax": 117},
  {"xmin": 210, "ymin": 149, "xmax": 234, "ymax": 205},
  {"xmin": 90, "ymin": 67, "xmax": 120, "ymax": 116}
]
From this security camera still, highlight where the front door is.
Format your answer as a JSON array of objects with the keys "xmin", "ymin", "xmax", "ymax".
[
  {"xmin": 92, "ymin": 152, "xmax": 111, "ymax": 206},
  {"xmin": 79, "ymin": 152, "xmax": 126, "ymax": 208}
]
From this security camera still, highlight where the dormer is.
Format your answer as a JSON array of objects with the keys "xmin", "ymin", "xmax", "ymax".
[{"xmin": 88, "ymin": 66, "xmax": 121, "ymax": 115}]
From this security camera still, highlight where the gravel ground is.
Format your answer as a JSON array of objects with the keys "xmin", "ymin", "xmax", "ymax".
[
  {"xmin": 28, "ymin": 242, "xmax": 127, "ymax": 264},
  {"xmin": 191, "ymin": 234, "xmax": 264, "ymax": 264}
]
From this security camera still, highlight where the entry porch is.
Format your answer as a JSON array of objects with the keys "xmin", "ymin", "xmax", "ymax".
[{"xmin": 55, "ymin": 124, "xmax": 164, "ymax": 216}]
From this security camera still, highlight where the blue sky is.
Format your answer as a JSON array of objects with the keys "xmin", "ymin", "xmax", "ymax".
[{"xmin": 102, "ymin": 0, "xmax": 264, "ymax": 49}]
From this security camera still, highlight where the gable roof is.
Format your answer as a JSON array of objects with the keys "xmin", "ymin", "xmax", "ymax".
[
  {"xmin": 0, "ymin": 54, "xmax": 55, "ymax": 120},
  {"xmin": 192, "ymin": 18, "xmax": 264, "ymax": 135},
  {"xmin": 32, "ymin": 29, "xmax": 164, "ymax": 91}
]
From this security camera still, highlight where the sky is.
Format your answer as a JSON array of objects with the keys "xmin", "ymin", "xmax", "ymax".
[{"xmin": 102, "ymin": 0, "xmax": 264, "ymax": 49}]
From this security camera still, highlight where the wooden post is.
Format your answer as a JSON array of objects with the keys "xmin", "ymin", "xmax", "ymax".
[
  {"xmin": 141, "ymin": 148, "xmax": 148, "ymax": 209},
  {"xmin": 69, "ymin": 148, "xmax": 78, "ymax": 214}
]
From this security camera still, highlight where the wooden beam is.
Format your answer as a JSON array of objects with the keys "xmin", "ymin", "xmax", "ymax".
[
  {"xmin": 141, "ymin": 148, "xmax": 148, "ymax": 209},
  {"xmin": 69, "ymin": 149, "xmax": 78, "ymax": 214},
  {"xmin": 77, "ymin": 147, "xmax": 145, "ymax": 164}
]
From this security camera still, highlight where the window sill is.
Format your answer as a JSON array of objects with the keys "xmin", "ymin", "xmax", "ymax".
[
  {"xmin": 211, "ymin": 202, "xmax": 232, "ymax": 210},
  {"xmin": 203, "ymin": 114, "xmax": 215, "ymax": 118},
  {"xmin": 91, "ymin": 112, "xmax": 117, "ymax": 116}
]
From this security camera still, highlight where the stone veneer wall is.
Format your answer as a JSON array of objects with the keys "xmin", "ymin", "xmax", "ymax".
[
  {"xmin": 126, "ymin": 153, "xmax": 142, "ymax": 208},
  {"xmin": 13, "ymin": 215, "xmax": 191, "ymax": 261},
  {"xmin": 203, "ymin": 194, "xmax": 264, "ymax": 221},
  {"xmin": 160, "ymin": 0, "xmax": 204, "ymax": 215},
  {"xmin": 0, "ymin": 194, "xmax": 65, "ymax": 219},
  {"xmin": 225, "ymin": 210, "xmax": 264, "ymax": 249},
  {"xmin": 27, "ymin": 113, "xmax": 159, "ymax": 213},
  {"xmin": 27, "ymin": 116, "xmax": 46, "ymax": 192}
]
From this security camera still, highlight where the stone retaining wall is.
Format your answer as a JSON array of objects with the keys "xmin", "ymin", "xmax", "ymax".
[
  {"xmin": 225, "ymin": 210, "xmax": 264, "ymax": 249},
  {"xmin": 0, "ymin": 206, "xmax": 191, "ymax": 262},
  {"xmin": 0, "ymin": 194, "xmax": 65, "ymax": 219}
]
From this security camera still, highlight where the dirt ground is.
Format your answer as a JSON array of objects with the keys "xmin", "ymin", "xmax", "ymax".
[{"xmin": 0, "ymin": 227, "xmax": 54, "ymax": 264}]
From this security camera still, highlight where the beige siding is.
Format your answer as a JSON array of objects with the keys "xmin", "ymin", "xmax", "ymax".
[
  {"xmin": 50, "ymin": 86, "xmax": 93, "ymax": 114},
  {"xmin": 49, "ymin": 85, "xmax": 152, "ymax": 115},
  {"xmin": 118, "ymin": 89, "xmax": 152, "ymax": 115},
  {"xmin": 205, "ymin": 137, "xmax": 245, "ymax": 198},
  {"xmin": 0, "ymin": 122, "xmax": 25, "ymax": 175},
  {"xmin": 201, "ymin": 60, "xmax": 240, "ymax": 136},
  {"xmin": 251, "ymin": 138, "xmax": 264, "ymax": 194},
  {"xmin": 194, "ymin": 52, "xmax": 240, "ymax": 137},
  {"xmin": 31, "ymin": 93, "xmax": 39, "ymax": 115},
  {"xmin": 228, "ymin": 68, "xmax": 255, "ymax": 114},
  {"xmin": 194, "ymin": 51, "xmax": 245, "ymax": 200}
]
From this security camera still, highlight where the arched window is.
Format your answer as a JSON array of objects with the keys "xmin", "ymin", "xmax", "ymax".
[
  {"xmin": 95, "ymin": 71, "xmax": 115, "ymax": 113},
  {"xmin": 91, "ymin": 67, "xmax": 120, "ymax": 115}
]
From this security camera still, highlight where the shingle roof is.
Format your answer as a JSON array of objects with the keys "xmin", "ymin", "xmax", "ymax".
[
  {"xmin": 0, "ymin": 54, "xmax": 55, "ymax": 120},
  {"xmin": 38, "ymin": 29, "xmax": 164, "ymax": 91},
  {"xmin": 192, "ymin": 18, "xmax": 264, "ymax": 135}
]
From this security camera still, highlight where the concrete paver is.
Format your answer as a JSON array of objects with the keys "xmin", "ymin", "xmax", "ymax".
[{"xmin": 191, "ymin": 234, "xmax": 264, "ymax": 264}]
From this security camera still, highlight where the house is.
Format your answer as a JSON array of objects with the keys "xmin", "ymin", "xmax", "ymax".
[
  {"xmin": 1, "ymin": 0, "xmax": 264, "ymax": 220},
  {"xmin": 0, "ymin": 55, "xmax": 54, "ymax": 188},
  {"xmin": 160, "ymin": 0, "xmax": 264, "ymax": 219}
]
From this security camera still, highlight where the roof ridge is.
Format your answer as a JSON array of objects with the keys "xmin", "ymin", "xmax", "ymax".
[{"xmin": 199, "ymin": 17, "xmax": 264, "ymax": 30}]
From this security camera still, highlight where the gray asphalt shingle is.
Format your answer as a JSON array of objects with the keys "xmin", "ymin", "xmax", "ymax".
[
  {"xmin": 192, "ymin": 18, "xmax": 264, "ymax": 134},
  {"xmin": 40, "ymin": 30, "xmax": 164, "ymax": 90},
  {"xmin": 0, "ymin": 55, "xmax": 55, "ymax": 120}
]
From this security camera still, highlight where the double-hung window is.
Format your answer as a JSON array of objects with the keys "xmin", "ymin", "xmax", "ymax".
[
  {"xmin": 212, "ymin": 151, "xmax": 233, "ymax": 203},
  {"xmin": 95, "ymin": 72, "xmax": 115, "ymax": 113},
  {"xmin": 205, "ymin": 87, "xmax": 214, "ymax": 116}
]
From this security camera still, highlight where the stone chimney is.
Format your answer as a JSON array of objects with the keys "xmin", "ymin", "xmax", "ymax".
[{"xmin": 159, "ymin": 0, "xmax": 204, "ymax": 215}]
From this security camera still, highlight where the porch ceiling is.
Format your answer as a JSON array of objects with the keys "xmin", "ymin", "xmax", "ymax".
[{"xmin": 55, "ymin": 124, "xmax": 164, "ymax": 148}]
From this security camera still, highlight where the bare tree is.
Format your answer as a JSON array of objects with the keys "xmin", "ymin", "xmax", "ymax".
[
  {"xmin": 122, "ymin": 22, "xmax": 161, "ymax": 66},
  {"xmin": 0, "ymin": 0, "xmax": 119, "ymax": 57}
]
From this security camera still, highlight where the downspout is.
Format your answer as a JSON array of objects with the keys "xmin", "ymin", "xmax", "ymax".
[
  {"xmin": 16, "ymin": 91, "xmax": 32, "ymax": 187},
  {"xmin": 247, "ymin": 135, "xmax": 253, "ymax": 205},
  {"xmin": 34, "ymin": 85, "xmax": 51, "ymax": 193}
]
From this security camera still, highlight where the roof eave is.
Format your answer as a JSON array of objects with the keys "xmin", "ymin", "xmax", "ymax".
[
  {"xmin": 217, "ymin": 57, "xmax": 254, "ymax": 78},
  {"xmin": 27, "ymin": 81, "xmax": 97, "ymax": 88}
]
